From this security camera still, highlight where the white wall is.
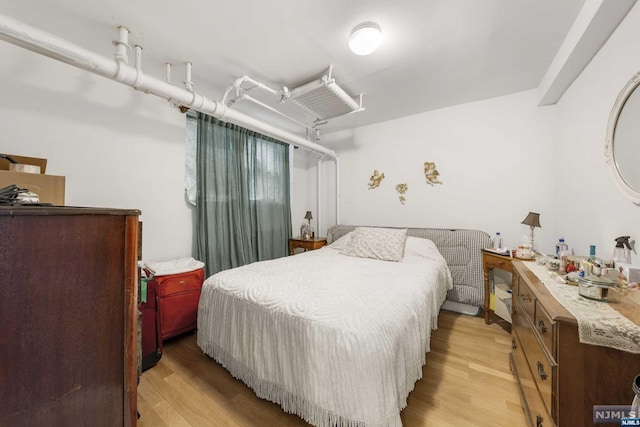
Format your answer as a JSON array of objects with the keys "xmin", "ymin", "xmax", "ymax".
[
  {"xmin": 5, "ymin": 3, "xmax": 640, "ymax": 264},
  {"xmin": 0, "ymin": 42, "xmax": 192, "ymax": 261},
  {"xmin": 291, "ymin": 148, "xmax": 312, "ymax": 236},
  {"xmin": 315, "ymin": 3, "xmax": 640, "ymax": 263},
  {"xmin": 321, "ymin": 90, "xmax": 558, "ymax": 253},
  {"xmin": 553, "ymin": 3, "xmax": 640, "ymax": 262},
  {"xmin": 0, "ymin": 41, "xmax": 313, "ymax": 261}
]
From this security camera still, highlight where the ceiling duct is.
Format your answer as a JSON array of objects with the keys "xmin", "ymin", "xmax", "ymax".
[
  {"xmin": 288, "ymin": 66, "xmax": 363, "ymax": 121},
  {"xmin": 223, "ymin": 65, "xmax": 364, "ymax": 133}
]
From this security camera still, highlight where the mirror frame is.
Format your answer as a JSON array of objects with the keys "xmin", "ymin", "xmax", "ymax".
[{"xmin": 605, "ymin": 71, "xmax": 640, "ymax": 204}]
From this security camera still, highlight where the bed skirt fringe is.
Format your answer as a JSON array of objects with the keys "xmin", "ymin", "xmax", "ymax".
[
  {"xmin": 199, "ymin": 341, "xmax": 401, "ymax": 427},
  {"xmin": 197, "ymin": 268, "xmax": 449, "ymax": 426}
]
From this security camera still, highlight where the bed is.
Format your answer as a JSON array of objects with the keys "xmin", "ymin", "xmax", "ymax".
[
  {"xmin": 197, "ymin": 226, "xmax": 487, "ymax": 426},
  {"xmin": 328, "ymin": 225, "xmax": 491, "ymax": 311}
]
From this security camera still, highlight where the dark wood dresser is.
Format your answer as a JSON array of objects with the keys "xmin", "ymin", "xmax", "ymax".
[
  {"xmin": 510, "ymin": 261, "xmax": 640, "ymax": 427},
  {"xmin": 0, "ymin": 206, "xmax": 140, "ymax": 427}
]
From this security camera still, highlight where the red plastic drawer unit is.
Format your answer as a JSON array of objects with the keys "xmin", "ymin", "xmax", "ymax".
[{"xmin": 149, "ymin": 268, "xmax": 205, "ymax": 341}]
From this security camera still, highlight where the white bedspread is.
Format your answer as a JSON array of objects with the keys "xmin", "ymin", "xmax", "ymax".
[{"xmin": 197, "ymin": 242, "xmax": 452, "ymax": 426}]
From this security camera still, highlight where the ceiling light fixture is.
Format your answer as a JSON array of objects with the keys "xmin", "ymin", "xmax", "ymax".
[{"xmin": 349, "ymin": 22, "xmax": 382, "ymax": 56}]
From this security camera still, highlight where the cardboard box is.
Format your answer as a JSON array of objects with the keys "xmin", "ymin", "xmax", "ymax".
[
  {"xmin": 0, "ymin": 154, "xmax": 65, "ymax": 205},
  {"xmin": 0, "ymin": 154, "xmax": 48, "ymax": 173}
]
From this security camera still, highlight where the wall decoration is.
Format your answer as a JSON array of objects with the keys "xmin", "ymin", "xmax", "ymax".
[
  {"xmin": 368, "ymin": 169, "xmax": 385, "ymax": 189},
  {"xmin": 423, "ymin": 161, "xmax": 443, "ymax": 186},
  {"xmin": 395, "ymin": 183, "xmax": 408, "ymax": 204}
]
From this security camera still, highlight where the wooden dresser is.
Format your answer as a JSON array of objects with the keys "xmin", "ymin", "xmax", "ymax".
[
  {"xmin": 511, "ymin": 261, "xmax": 640, "ymax": 427},
  {"xmin": 0, "ymin": 206, "xmax": 140, "ymax": 427}
]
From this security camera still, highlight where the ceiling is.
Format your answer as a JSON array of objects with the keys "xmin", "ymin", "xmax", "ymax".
[{"xmin": 1, "ymin": 0, "xmax": 590, "ymax": 137}]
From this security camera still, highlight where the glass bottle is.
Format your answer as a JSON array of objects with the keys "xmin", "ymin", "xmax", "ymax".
[
  {"xmin": 557, "ymin": 238, "xmax": 569, "ymax": 271},
  {"xmin": 556, "ymin": 238, "xmax": 568, "ymax": 258},
  {"xmin": 495, "ymin": 232, "xmax": 503, "ymax": 249},
  {"xmin": 588, "ymin": 245, "xmax": 597, "ymax": 263}
]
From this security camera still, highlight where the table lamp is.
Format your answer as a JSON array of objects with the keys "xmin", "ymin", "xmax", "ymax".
[
  {"xmin": 521, "ymin": 212, "xmax": 541, "ymax": 252},
  {"xmin": 303, "ymin": 211, "xmax": 313, "ymax": 239}
]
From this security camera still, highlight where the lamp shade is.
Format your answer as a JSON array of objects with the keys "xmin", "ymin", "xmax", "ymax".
[
  {"xmin": 304, "ymin": 211, "xmax": 313, "ymax": 221},
  {"xmin": 521, "ymin": 212, "xmax": 541, "ymax": 228}
]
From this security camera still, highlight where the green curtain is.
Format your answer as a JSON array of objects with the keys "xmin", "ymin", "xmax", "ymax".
[{"xmin": 193, "ymin": 113, "xmax": 292, "ymax": 277}]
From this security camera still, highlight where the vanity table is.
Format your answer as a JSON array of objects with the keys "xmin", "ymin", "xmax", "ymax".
[{"xmin": 510, "ymin": 261, "xmax": 640, "ymax": 427}]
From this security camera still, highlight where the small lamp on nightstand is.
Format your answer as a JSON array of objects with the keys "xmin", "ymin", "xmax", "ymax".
[
  {"xmin": 521, "ymin": 212, "xmax": 541, "ymax": 252},
  {"xmin": 303, "ymin": 211, "xmax": 313, "ymax": 239}
]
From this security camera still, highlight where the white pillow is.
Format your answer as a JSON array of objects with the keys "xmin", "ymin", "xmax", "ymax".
[
  {"xmin": 327, "ymin": 231, "xmax": 353, "ymax": 250},
  {"xmin": 403, "ymin": 236, "xmax": 441, "ymax": 260},
  {"xmin": 341, "ymin": 227, "xmax": 408, "ymax": 262}
]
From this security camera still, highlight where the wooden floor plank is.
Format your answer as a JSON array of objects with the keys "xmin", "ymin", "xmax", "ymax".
[
  {"xmin": 136, "ymin": 394, "xmax": 169, "ymax": 427},
  {"xmin": 143, "ymin": 369, "xmax": 244, "ymax": 427},
  {"xmin": 137, "ymin": 310, "xmax": 527, "ymax": 426}
]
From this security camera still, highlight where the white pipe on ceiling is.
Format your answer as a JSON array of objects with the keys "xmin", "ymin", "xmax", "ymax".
[
  {"xmin": 335, "ymin": 156, "xmax": 341, "ymax": 225},
  {"xmin": 165, "ymin": 63, "xmax": 172, "ymax": 83},
  {"xmin": 317, "ymin": 157, "xmax": 322, "ymax": 237},
  {"xmin": 0, "ymin": 13, "xmax": 337, "ymax": 159},
  {"xmin": 184, "ymin": 61, "xmax": 193, "ymax": 92},
  {"xmin": 0, "ymin": 13, "xmax": 342, "ymax": 230},
  {"xmin": 234, "ymin": 75, "xmax": 278, "ymax": 96},
  {"xmin": 236, "ymin": 93, "xmax": 315, "ymax": 132}
]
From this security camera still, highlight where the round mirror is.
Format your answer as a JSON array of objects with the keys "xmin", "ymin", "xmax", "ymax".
[{"xmin": 606, "ymin": 72, "xmax": 640, "ymax": 203}]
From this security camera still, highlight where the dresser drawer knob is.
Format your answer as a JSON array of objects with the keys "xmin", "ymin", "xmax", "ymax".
[
  {"xmin": 538, "ymin": 320, "xmax": 547, "ymax": 334},
  {"xmin": 521, "ymin": 293, "xmax": 531, "ymax": 302},
  {"xmin": 511, "ymin": 339, "xmax": 516, "ymax": 350},
  {"xmin": 537, "ymin": 361, "xmax": 548, "ymax": 381},
  {"xmin": 180, "ymin": 281, "xmax": 186, "ymax": 286},
  {"xmin": 536, "ymin": 414, "xmax": 543, "ymax": 427}
]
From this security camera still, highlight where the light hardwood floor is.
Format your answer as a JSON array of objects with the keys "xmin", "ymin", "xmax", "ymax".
[{"xmin": 137, "ymin": 311, "xmax": 527, "ymax": 427}]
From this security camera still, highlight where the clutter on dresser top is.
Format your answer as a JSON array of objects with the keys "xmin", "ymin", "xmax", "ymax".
[{"xmin": 533, "ymin": 238, "xmax": 640, "ymax": 305}]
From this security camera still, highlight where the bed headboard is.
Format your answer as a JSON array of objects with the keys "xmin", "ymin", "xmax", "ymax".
[{"xmin": 326, "ymin": 225, "xmax": 491, "ymax": 308}]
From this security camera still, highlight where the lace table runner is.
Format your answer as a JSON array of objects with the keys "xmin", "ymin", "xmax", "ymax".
[{"xmin": 523, "ymin": 262, "xmax": 640, "ymax": 354}]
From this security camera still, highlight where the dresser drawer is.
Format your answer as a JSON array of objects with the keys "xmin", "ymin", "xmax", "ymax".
[
  {"xmin": 513, "ymin": 297, "xmax": 555, "ymax": 419},
  {"xmin": 516, "ymin": 276, "xmax": 536, "ymax": 321},
  {"xmin": 534, "ymin": 301, "xmax": 554, "ymax": 359},
  {"xmin": 511, "ymin": 332, "xmax": 555, "ymax": 427}
]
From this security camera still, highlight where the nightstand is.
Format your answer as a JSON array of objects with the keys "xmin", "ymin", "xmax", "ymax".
[
  {"xmin": 288, "ymin": 237, "xmax": 327, "ymax": 255},
  {"xmin": 482, "ymin": 249, "xmax": 514, "ymax": 324}
]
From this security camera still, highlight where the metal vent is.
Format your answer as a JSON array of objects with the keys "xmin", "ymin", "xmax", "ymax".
[
  {"xmin": 289, "ymin": 75, "xmax": 361, "ymax": 121},
  {"xmin": 222, "ymin": 65, "xmax": 364, "ymax": 134}
]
